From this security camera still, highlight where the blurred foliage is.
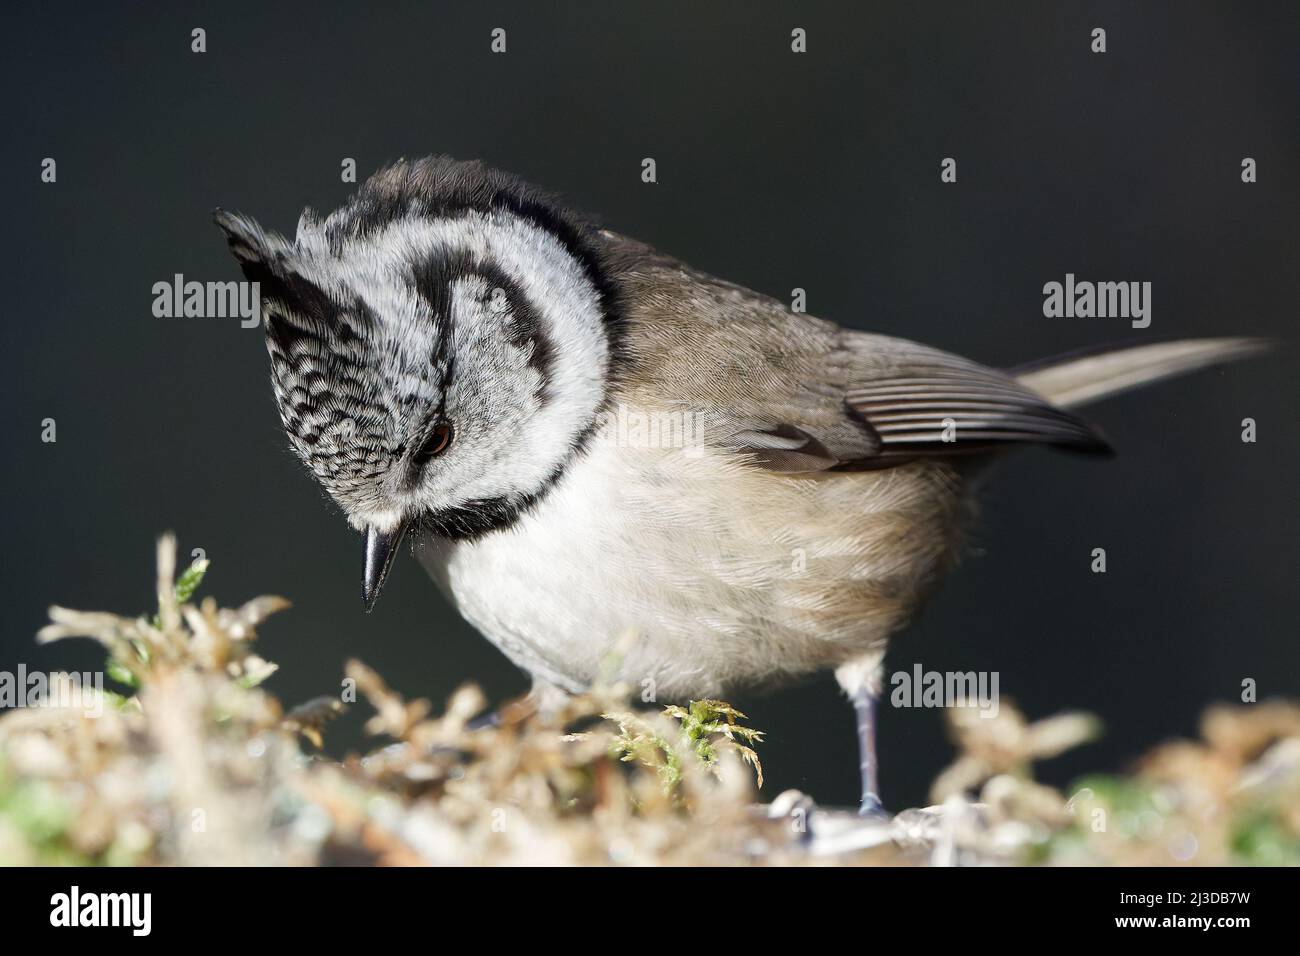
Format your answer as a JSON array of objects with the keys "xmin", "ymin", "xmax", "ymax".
[{"xmin": 1, "ymin": 536, "xmax": 1297, "ymax": 866}]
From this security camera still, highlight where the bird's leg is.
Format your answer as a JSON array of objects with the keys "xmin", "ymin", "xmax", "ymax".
[
  {"xmin": 835, "ymin": 653, "xmax": 888, "ymax": 817},
  {"xmin": 849, "ymin": 683, "xmax": 885, "ymax": 816}
]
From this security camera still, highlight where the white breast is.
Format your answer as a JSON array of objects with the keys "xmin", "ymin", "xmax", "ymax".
[{"xmin": 417, "ymin": 425, "xmax": 966, "ymax": 699}]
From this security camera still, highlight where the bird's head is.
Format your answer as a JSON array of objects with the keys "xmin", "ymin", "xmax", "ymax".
[{"xmin": 215, "ymin": 157, "xmax": 620, "ymax": 609}]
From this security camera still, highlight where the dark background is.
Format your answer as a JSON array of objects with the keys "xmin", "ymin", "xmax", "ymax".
[{"xmin": 2, "ymin": 1, "xmax": 1297, "ymax": 811}]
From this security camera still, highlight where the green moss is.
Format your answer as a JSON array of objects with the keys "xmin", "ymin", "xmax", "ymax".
[
  {"xmin": 610, "ymin": 698, "xmax": 765, "ymax": 796},
  {"xmin": 113, "ymin": 553, "xmax": 211, "ymax": 692},
  {"xmin": 0, "ymin": 761, "xmax": 91, "ymax": 866},
  {"xmin": 1231, "ymin": 811, "xmax": 1300, "ymax": 866}
]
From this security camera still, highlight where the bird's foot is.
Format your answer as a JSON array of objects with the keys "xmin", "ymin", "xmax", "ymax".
[
  {"xmin": 858, "ymin": 792, "xmax": 890, "ymax": 820},
  {"xmin": 465, "ymin": 693, "xmax": 537, "ymax": 732},
  {"xmin": 466, "ymin": 710, "xmax": 502, "ymax": 731}
]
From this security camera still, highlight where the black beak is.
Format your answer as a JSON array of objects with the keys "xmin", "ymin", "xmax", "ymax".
[{"xmin": 362, "ymin": 522, "xmax": 408, "ymax": 612}]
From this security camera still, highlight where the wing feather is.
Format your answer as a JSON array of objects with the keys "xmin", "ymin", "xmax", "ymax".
[{"xmin": 838, "ymin": 354, "xmax": 1111, "ymax": 466}]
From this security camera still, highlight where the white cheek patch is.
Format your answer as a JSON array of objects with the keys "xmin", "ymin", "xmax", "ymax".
[{"xmin": 434, "ymin": 214, "xmax": 610, "ymax": 503}]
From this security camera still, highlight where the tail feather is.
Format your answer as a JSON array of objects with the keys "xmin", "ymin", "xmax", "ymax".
[{"xmin": 1013, "ymin": 338, "xmax": 1270, "ymax": 410}]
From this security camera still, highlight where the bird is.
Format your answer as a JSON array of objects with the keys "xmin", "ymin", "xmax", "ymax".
[{"xmin": 215, "ymin": 155, "xmax": 1264, "ymax": 813}]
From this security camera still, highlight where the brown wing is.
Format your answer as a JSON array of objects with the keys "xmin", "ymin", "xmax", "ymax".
[
  {"xmin": 728, "ymin": 350, "xmax": 1111, "ymax": 472},
  {"xmin": 597, "ymin": 231, "xmax": 1110, "ymax": 473},
  {"xmin": 841, "ymin": 349, "xmax": 1112, "ymax": 467}
]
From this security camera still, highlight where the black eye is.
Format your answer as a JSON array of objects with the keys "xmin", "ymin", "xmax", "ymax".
[{"xmin": 411, "ymin": 421, "xmax": 453, "ymax": 467}]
